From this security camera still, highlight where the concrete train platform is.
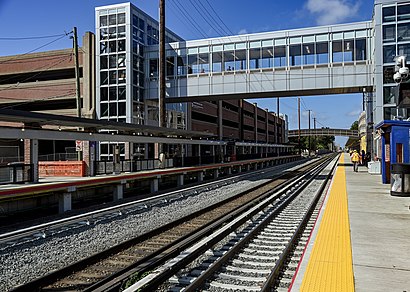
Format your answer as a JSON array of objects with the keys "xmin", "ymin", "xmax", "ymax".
[{"xmin": 291, "ymin": 153, "xmax": 410, "ymax": 291}]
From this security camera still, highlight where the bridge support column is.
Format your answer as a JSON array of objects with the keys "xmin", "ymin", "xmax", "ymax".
[
  {"xmin": 59, "ymin": 187, "xmax": 75, "ymax": 213},
  {"xmin": 151, "ymin": 176, "xmax": 160, "ymax": 193},
  {"xmin": 177, "ymin": 174, "xmax": 184, "ymax": 187},
  {"xmin": 113, "ymin": 180, "xmax": 126, "ymax": 201},
  {"xmin": 227, "ymin": 167, "xmax": 232, "ymax": 175}
]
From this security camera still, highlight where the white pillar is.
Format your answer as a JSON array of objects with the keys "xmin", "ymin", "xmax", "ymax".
[
  {"xmin": 214, "ymin": 168, "xmax": 219, "ymax": 179},
  {"xmin": 198, "ymin": 171, "xmax": 204, "ymax": 182},
  {"xmin": 151, "ymin": 177, "xmax": 159, "ymax": 193},
  {"xmin": 59, "ymin": 192, "xmax": 72, "ymax": 213},
  {"xmin": 177, "ymin": 174, "xmax": 184, "ymax": 187},
  {"xmin": 113, "ymin": 181, "xmax": 125, "ymax": 201}
]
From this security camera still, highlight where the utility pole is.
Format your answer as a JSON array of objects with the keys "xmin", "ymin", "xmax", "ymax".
[
  {"xmin": 158, "ymin": 0, "xmax": 166, "ymax": 159},
  {"xmin": 73, "ymin": 27, "xmax": 81, "ymax": 118},
  {"xmin": 298, "ymin": 97, "xmax": 301, "ymax": 154},
  {"xmin": 73, "ymin": 27, "xmax": 82, "ymax": 161},
  {"xmin": 313, "ymin": 117, "xmax": 316, "ymax": 152},
  {"xmin": 307, "ymin": 110, "xmax": 312, "ymax": 156}
]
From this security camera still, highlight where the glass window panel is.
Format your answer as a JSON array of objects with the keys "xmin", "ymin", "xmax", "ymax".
[
  {"xmin": 118, "ymin": 7, "xmax": 126, "ymax": 13},
  {"xmin": 383, "ymin": 25, "xmax": 396, "ymax": 43},
  {"xmin": 101, "ymin": 103, "xmax": 109, "ymax": 117},
  {"xmin": 108, "ymin": 9, "xmax": 116, "ymax": 14},
  {"xmin": 109, "ymin": 14, "xmax": 116, "ymax": 25},
  {"xmin": 101, "ymin": 87, "xmax": 108, "ymax": 101},
  {"xmin": 398, "ymin": 4, "xmax": 410, "ymax": 21},
  {"xmin": 118, "ymin": 70, "xmax": 126, "ymax": 83},
  {"xmin": 316, "ymin": 34, "xmax": 329, "ymax": 42},
  {"xmin": 100, "ymin": 41, "xmax": 108, "ymax": 54},
  {"xmin": 261, "ymin": 47, "xmax": 273, "ymax": 68},
  {"xmin": 177, "ymin": 56, "xmax": 186, "ymax": 75},
  {"xmin": 356, "ymin": 30, "xmax": 367, "ymax": 38},
  {"xmin": 109, "ymin": 41, "xmax": 116, "ymax": 53},
  {"xmin": 109, "ymin": 102, "xmax": 117, "ymax": 116},
  {"xmin": 274, "ymin": 46, "xmax": 286, "ymax": 67},
  {"xmin": 224, "ymin": 44, "xmax": 234, "ymax": 51},
  {"xmin": 236, "ymin": 43, "xmax": 246, "ymax": 50},
  {"xmin": 212, "ymin": 45, "xmax": 223, "ymax": 52},
  {"xmin": 188, "ymin": 54, "xmax": 199, "ymax": 74},
  {"xmin": 118, "ymin": 26, "xmax": 126, "ymax": 38},
  {"xmin": 344, "ymin": 31, "xmax": 355, "ymax": 39},
  {"xmin": 262, "ymin": 40, "xmax": 273, "ymax": 47},
  {"xmin": 118, "ymin": 13, "xmax": 126, "ymax": 24},
  {"xmin": 188, "ymin": 47, "xmax": 198, "ymax": 55},
  {"xmin": 198, "ymin": 53, "xmax": 209, "ymax": 73},
  {"xmin": 118, "ymin": 102, "xmax": 126, "ymax": 116},
  {"xmin": 274, "ymin": 39, "xmax": 286, "ymax": 46},
  {"xmin": 250, "ymin": 41, "xmax": 261, "ymax": 48},
  {"xmin": 109, "ymin": 87, "xmax": 117, "ymax": 100},
  {"xmin": 166, "ymin": 56, "xmax": 175, "ymax": 76},
  {"xmin": 398, "ymin": 23, "xmax": 410, "ymax": 42},
  {"xmin": 303, "ymin": 43, "xmax": 315, "ymax": 65},
  {"xmin": 99, "ymin": 10, "xmax": 108, "ymax": 15},
  {"xmin": 249, "ymin": 48, "xmax": 260, "ymax": 69},
  {"xmin": 332, "ymin": 40, "xmax": 343, "ymax": 62},
  {"xmin": 344, "ymin": 39, "xmax": 354, "ymax": 62},
  {"xmin": 316, "ymin": 42, "xmax": 329, "ymax": 64},
  {"xmin": 118, "ymin": 86, "xmax": 126, "ymax": 100},
  {"xmin": 332, "ymin": 32, "xmax": 343, "ymax": 40},
  {"xmin": 138, "ymin": 30, "xmax": 144, "ymax": 43},
  {"xmin": 118, "ymin": 39, "xmax": 126, "ymax": 52},
  {"xmin": 356, "ymin": 39, "xmax": 367, "ymax": 61},
  {"xmin": 290, "ymin": 44, "xmax": 302, "ymax": 66},
  {"xmin": 234, "ymin": 50, "xmax": 246, "ymax": 71},
  {"xmin": 224, "ymin": 51, "xmax": 235, "ymax": 71},
  {"xmin": 303, "ymin": 35, "xmax": 315, "ymax": 43},
  {"xmin": 118, "ymin": 54, "xmax": 126, "ymax": 67},
  {"xmin": 109, "ymin": 71, "xmax": 117, "ymax": 84},
  {"xmin": 384, "ymin": 86, "xmax": 396, "ymax": 104},
  {"xmin": 109, "ymin": 55, "xmax": 117, "ymax": 68},
  {"xmin": 108, "ymin": 27, "xmax": 116, "ymax": 39},
  {"xmin": 289, "ymin": 37, "xmax": 302, "ymax": 44},
  {"xmin": 199, "ymin": 46, "xmax": 209, "ymax": 53},
  {"xmin": 100, "ymin": 15, "xmax": 108, "ymax": 27},
  {"xmin": 149, "ymin": 58, "xmax": 158, "ymax": 77},
  {"xmin": 383, "ymin": 66, "xmax": 394, "ymax": 83},
  {"xmin": 101, "ymin": 71, "xmax": 108, "ymax": 85},
  {"xmin": 383, "ymin": 45, "xmax": 396, "ymax": 63},
  {"xmin": 139, "ymin": 72, "xmax": 144, "ymax": 87},
  {"xmin": 212, "ymin": 52, "xmax": 222, "ymax": 72},
  {"xmin": 383, "ymin": 6, "xmax": 395, "ymax": 22},
  {"xmin": 139, "ymin": 18, "xmax": 145, "ymax": 30},
  {"xmin": 100, "ymin": 56, "xmax": 108, "ymax": 69},
  {"xmin": 398, "ymin": 44, "xmax": 410, "ymax": 59},
  {"xmin": 100, "ymin": 27, "xmax": 108, "ymax": 40}
]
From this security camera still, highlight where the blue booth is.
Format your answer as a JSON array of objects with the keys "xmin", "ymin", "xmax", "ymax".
[{"xmin": 375, "ymin": 120, "xmax": 410, "ymax": 184}]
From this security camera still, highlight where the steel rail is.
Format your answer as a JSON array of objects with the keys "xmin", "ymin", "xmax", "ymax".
[
  {"xmin": 10, "ymin": 157, "xmax": 317, "ymax": 292},
  {"xmin": 121, "ymin": 155, "xmax": 336, "ymax": 291}
]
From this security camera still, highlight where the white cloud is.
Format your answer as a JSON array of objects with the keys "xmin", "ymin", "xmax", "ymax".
[
  {"xmin": 346, "ymin": 109, "xmax": 362, "ymax": 117},
  {"xmin": 306, "ymin": 0, "xmax": 360, "ymax": 25},
  {"xmin": 238, "ymin": 28, "xmax": 248, "ymax": 35}
]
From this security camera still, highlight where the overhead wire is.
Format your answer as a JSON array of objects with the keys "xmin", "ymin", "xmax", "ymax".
[
  {"xmin": 0, "ymin": 32, "xmax": 70, "ymax": 41},
  {"xmin": 0, "ymin": 32, "xmax": 72, "ymax": 65},
  {"xmin": 168, "ymin": 0, "xmax": 208, "ymax": 38}
]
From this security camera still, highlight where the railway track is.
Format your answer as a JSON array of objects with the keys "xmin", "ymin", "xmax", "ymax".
[
  {"xmin": 122, "ymin": 154, "xmax": 338, "ymax": 291},
  {"xmin": 8, "ymin": 155, "xmax": 333, "ymax": 291}
]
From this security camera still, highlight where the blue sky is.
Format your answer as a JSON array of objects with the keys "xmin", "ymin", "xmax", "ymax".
[{"xmin": 0, "ymin": 0, "xmax": 374, "ymax": 146}]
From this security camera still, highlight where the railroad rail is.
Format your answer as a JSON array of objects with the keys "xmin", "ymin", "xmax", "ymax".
[
  {"xmin": 8, "ymin": 155, "xmax": 334, "ymax": 291},
  {"xmin": 122, "ymin": 154, "xmax": 338, "ymax": 291}
]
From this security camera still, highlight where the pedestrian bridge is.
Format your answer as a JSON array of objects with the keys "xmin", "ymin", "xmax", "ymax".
[
  {"xmin": 288, "ymin": 128, "xmax": 359, "ymax": 138},
  {"xmin": 144, "ymin": 21, "xmax": 374, "ymax": 103}
]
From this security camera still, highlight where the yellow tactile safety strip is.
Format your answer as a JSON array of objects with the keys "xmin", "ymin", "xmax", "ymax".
[{"xmin": 300, "ymin": 154, "xmax": 354, "ymax": 292}]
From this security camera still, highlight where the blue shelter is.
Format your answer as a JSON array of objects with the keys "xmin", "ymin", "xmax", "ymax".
[{"xmin": 375, "ymin": 120, "xmax": 410, "ymax": 184}]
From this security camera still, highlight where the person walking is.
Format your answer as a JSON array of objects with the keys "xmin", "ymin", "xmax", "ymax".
[{"xmin": 351, "ymin": 150, "xmax": 360, "ymax": 172}]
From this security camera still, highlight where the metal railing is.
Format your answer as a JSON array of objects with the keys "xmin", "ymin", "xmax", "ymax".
[
  {"xmin": 94, "ymin": 158, "xmax": 174, "ymax": 175},
  {"xmin": 0, "ymin": 163, "xmax": 33, "ymax": 185}
]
